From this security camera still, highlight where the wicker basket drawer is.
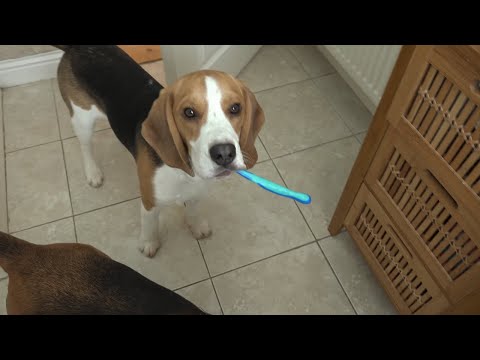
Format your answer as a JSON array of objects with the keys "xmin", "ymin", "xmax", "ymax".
[
  {"xmin": 345, "ymin": 184, "xmax": 448, "ymax": 314},
  {"xmin": 366, "ymin": 125, "xmax": 480, "ymax": 304},
  {"xmin": 387, "ymin": 46, "xmax": 480, "ymax": 203}
]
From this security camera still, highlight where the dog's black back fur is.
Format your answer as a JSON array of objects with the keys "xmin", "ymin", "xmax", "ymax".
[{"xmin": 58, "ymin": 45, "xmax": 163, "ymax": 157}]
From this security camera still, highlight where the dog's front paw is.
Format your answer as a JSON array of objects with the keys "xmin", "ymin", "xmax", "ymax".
[
  {"xmin": 188, "ymin": 220, "xmax": 212, "ymax": 240},
  {"xmin": 139, "ymin": 239, "xmax": 161, "ymax": 258},
  {"xmin": 86, "ymin": 165, "xmax": 104, "ymax": 188}
]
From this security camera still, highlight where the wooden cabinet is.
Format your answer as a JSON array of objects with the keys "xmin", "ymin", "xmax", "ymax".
[
  {"xmin": 330, "ymin": 45, "xmax": 480, "ymax": 314},
  {"xmin": 117, "ymin": 45, "xmax": 162, "ymax": 64}
]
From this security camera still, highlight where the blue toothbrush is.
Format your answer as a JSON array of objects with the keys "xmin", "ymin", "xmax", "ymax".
[{"xmin": 236, "ymin": 170, "xmax": 311, "ymax": 205}]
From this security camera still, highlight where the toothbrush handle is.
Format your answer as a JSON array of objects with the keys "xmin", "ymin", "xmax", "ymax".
[{"xmin": 237, "ymin": 170, "xmax": 311, "ymax": 205}]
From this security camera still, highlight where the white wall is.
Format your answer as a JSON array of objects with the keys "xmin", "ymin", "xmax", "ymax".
[
  {"xmin": 161, "ymin": 45, "xmax": 261, "ymax": 85},
  {"xmin": 204, "ymin": 45, "xmax": 223, "ymax": 61}
]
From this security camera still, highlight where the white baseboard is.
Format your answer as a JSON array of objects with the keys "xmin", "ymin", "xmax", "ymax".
[
  {"xmin": 201, "ymin": 45, "xmax": 261, "ymax": 76},
  {"xmin": 0, "ymin": 50, "xmax": 63, "ymax": 88}
]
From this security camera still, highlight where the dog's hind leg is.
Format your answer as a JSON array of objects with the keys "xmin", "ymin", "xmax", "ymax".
[{"xmin": 71, "ymin": 103, "xmax": 105, "ymax": 188}]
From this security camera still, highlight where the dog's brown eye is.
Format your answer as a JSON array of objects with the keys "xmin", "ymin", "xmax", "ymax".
[
  {"xmin": 184, "ymin": 108, "xmax": 196, "ymax": 118},
  {"xmin": 230, "ymin": 103, "xmax": 241, "ymax": 114}
]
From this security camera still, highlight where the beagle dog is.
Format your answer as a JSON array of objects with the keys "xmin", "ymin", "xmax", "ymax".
[
  {"xmin": 0, "ymin": 231, "xmax": 207, "ymax": 315},
  {"xmin": 54, "ymin": 45, "xmax": 265, "ymax": 257}
]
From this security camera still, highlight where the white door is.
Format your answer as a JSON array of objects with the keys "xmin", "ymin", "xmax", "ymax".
[{"xmin": 160, "ymin": 45, "xmax": 260, "ymax": 84}]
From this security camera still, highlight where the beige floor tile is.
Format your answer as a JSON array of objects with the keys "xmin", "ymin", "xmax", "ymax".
[
  {"xmin": 313, "ymin": 74, "xmax": 373, "ymax": 133},
  {"xmin": 0, "ymin": 218, "xmax": 76, "ymax": 280},
  {"xmin": 356, "ymin": 131, "xmax": 367, "ymax": 144},
  {"xmin": 199, "ymin": 161, "xmax": 314, "ymax": 276},
  {"xmin": 4, "ymin": 80, "xmax": 60, "ymax": 152},
  {"xmin": 320, "ymin": 232, "xmax": 398, "ymax": 315},
  {"xmin": 256, "ymin": 80, "xmax": 352, "ymax": 158},
  {"xmin": 255, "ymin": 137, "xmax": 269, "ymax": 162},
  {"xmin": 74, "ymin": 198, "xmax": 209, "ymax": 290},
  {"xmin": 141, "ymin": 61, "xmax": 167, "ymax": 86},
  {"xmin": 287, "ymin": 45, "xmax": 335, "ymax": 78},
  {"xmin": 238, "ymin": 45, "xmax": 309, "ymax": 92},
  {"xmin": 213, "ymin": 243, "xmax": 355, "ymax": 314},
  {"xmin": 176, "ymin": 280, "xmax": 222, "ymax": 315},
  {"xmin": 274, "ymin": 137, "xmax": 360, "ymax": 239},
  {"xmin": 0, "ymin": 278, "xmax": 7, "ymax": 315},
  {"xmin": 52, "ymin": 80, "xmax": 110, "ymax": 139},
  {"xmin": 6, "ymin": 142, "xmax": 71, "ymax": 233},
  {"xmin": 63, "ymin": 129, "xmax": 140, "ymax": 214}
]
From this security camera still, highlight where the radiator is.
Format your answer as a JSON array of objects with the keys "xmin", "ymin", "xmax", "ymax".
[{"xmin": 318, "ymin": 45, "xmax": 402, "ymax": 113}]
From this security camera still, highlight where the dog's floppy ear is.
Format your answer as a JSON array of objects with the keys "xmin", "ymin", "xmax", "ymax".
[
  {"xmin": 239, "ymin": 83, "xmax": 265, "ymax": 169},
  {"xmin": 141, "ymin": 89, "xmax": 194, "ymax": 176}
]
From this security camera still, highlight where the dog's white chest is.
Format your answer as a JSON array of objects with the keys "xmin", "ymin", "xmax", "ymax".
[{"xmin": 153, "ymin": 166, "xmax": 209, "ymax": 205}]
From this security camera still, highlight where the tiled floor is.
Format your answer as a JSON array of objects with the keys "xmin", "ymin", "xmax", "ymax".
[{"xmin": 0, "ymin": 46, "xmax": 397, "ymax": 315}]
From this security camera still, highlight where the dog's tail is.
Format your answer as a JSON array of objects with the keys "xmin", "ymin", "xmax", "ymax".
[
  {"xmin": 52, "ymin": 45, "xmax": 72, "ymax": 52},
  {"xmin": 0, "ymin": 232, "xmax": 29, "ymax": 274}
]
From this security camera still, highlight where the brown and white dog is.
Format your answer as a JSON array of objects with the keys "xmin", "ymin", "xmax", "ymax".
[
  {"xmin": 0, "ymin": 231, "xmax": 207, "ymax": 315},
  {"xmin": 54, "ymin": 45, "xmax": 265, "ymax": 257}
]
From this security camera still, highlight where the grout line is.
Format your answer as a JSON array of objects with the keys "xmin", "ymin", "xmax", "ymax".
[
  {"xmin": 5, "ymin": 139, "xmax": 63, "ymax": 155},
  {"xmin": 5, "ymin": 128, "xmax": 352, "ymax": 234},
  {"xmin": 270, "ymin": 158, "xmax": 316, "ymax": 240},
  {"xmin": 61, "ymin": 126, "xmax": 111, "ymax": 142},
  {"xmin": 9, "ymin": 215, "xmax": 73, "ymax": 234},
  {"xmin": 11, "ymin": 197, "xmax": 141, "ymax": 234},
  {"xmin": 353, "ymin": 131, "xmax": 367, "ymax": 145},
  {"xmin": 10, "ymin": 191, "xmax": 175, "ymax": 235},
  {"xmin": 73, "ymin": 196, "xmax": 141, "ymax": 219},
  {"xmin": 280, "ymin": 45, "xmax": 310, "ymax": 79},
  {"xmin": 315, "ymin": 240, "xmax": 358, "ymax": 315},
  {"xmin": 284, "ymin": 45, "xmax": 336, "ymax": 81},
  {"xmin": 316, "ymin": 227, "xmax": 348, "ymax": 239},
  {"xmin": 207, "ymin": 278, "xmax": 224, "ymax": 315},
  {"xmin": 51, "ymin": 80, "xmax": 78, "ymax": 243},
  {"xmin": 258, "ymin": 136, "xmax": 271, "ymax": 161},
  {"xmin": 236, "ymin": 45, "xmax": 263, "ymax": 80},
  {"xmin": 311, "ymin": 74, "xmax": 372, "ymax": 137},
  {"xmin": 169, "ymin": 277, "xmax": 210, "ymax": 292},
  {"xmin": 252, "ymin": 71, "xmax": 336, "ymax": 96},
  {"xmin": 269, "ymin": 133, "xmax": 360, "ymax": 162},
  {"xmin": 270, "ymin": 150, "xmax": 358, "ymax": 315},
  {"xmin": 1, "ymin": 89, "xmax": 8, "ymax": 233},
  {"xmin": 210, "ymin": 238, "xmax": 321, "ymax": 280},
  {"xmin": 194, "ymin": 238, "xmax": 225, "ymax": 315},
  {"xmin": 4, "ymin": 127, "xmax": 112, "ymax": 155},
  {"xmin": 256, "ymin": 157, "xmax": 270, "ymax": 165},
  {"xmin": 253, "ymin": 77, "xmax": 314, "ymax": 95},
  {"xmin": 172, "ymin": 277, "xmax": 210, "ymax": 292}
]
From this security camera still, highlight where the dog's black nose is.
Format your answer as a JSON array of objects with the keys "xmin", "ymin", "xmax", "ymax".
[{"xmin": 210, "ymin": 143, "xmax": 236, "ymax": 166}]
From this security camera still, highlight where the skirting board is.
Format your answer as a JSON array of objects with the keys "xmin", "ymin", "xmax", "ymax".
[{"xmin": 0, "ymin": 50, "xmax": 63, "ymax": 88}]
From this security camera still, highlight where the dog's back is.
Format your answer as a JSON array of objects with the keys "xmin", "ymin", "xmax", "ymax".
[
  {"xmin": 55, "ymin": 45, "xmax": 162, "ymax": 155},
  {"xmin": 0, "ymin": 232, "xmax": 206, "ymax": 315}
]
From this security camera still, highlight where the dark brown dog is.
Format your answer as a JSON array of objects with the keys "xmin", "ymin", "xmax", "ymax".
[{"xmin": 0, "ymin": 231, "xmax": 207, "ymax": 315}]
